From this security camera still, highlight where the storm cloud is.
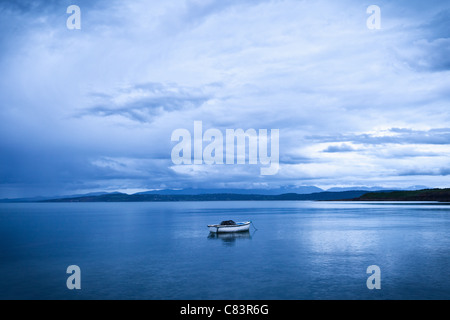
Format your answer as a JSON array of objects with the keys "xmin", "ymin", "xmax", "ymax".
[{"xmin": 1, "ymin": 0, "xmax": 450, "ymax": 197}]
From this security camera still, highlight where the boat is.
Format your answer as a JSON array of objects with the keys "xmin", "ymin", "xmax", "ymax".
[{"xmin": 208, "ymin": 220, "xmax": 251, "ymax": 233}]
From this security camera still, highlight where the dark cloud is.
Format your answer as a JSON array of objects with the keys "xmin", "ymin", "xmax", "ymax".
[
  {"xmin": 323, "ymin": 144, "xmax": 355, "ymax": 153},
  {"xmin": 0, "ymin": 0, "xmax": 107, "ymax": 12},
  {"xmin": 421, "ymin": 9, "xmax": 450, "ymax": 41},
  {"xmin": 81, "ymin": 82, "xmax": 213, "ymax": 123},
  {"xmin": 307, "ymin": 128, "xmax": 450, "ymax": 146},
  {"xmin": 398, "ymin": 167, "xmax": 450, "ymax": 177},
  {"xmin": 396, "ymin": 9, "xmax": 450, "ymax": 72}
]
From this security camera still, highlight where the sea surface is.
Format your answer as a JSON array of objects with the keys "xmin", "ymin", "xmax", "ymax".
[{"xmin": 0, "ymin": 201, "xmax": 449, "ymax": 300}]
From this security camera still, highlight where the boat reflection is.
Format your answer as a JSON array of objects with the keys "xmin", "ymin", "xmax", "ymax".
[{"xmin": 207, "ymin": 230, "xmax": 253, "ymax": 246}]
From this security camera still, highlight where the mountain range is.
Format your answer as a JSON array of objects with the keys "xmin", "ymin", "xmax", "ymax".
[{"xmin": 0, "ymin": 185, "xmax": 432, "ymax": 203}]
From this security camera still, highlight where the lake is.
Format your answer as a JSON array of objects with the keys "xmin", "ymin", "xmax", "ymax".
[{"xmin": 0, "ymin": 201, "xmax": 449, "ymax": 300}]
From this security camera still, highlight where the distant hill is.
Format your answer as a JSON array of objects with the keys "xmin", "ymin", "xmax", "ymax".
[
  {"xmin": 1, "ymin": 186, "xmax": 441, "ymax": 203},
  {"xmin": 138, "ymin": 185, "xmax": 428, "ymax": 195},
  {"xmin": 41, "ymin": 190, "xmax": 370, "ymax": 202},
  {"xmin": 0, "ymin": 192, "xmax": 120, "ymax": 203},
  {"xmin": 354, "ymin": 188, "xmax": 450, "ymax": 202},
  {"xmin": 326, "ymin": 185, "xmax": 428, "ymax": 192},
  {"xmin": 135, "ymin": 186, "xmax": 324, "ymax": 195}
]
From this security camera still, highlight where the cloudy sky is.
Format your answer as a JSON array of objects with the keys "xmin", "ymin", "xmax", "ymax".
[{"xmin": 1, "ymin": 0, "xmax": 450, "ymax": 197}]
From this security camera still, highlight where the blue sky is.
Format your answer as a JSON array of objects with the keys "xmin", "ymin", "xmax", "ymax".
[{"xmin": 1, "ymin": 0, "xmax": 450, "ymax": 197}]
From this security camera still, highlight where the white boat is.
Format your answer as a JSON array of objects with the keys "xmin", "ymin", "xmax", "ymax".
[{"xmin": 208, "ymin": 221, "xmax": 251, "ymax": 233}]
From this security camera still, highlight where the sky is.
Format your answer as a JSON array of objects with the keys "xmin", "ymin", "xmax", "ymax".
[{"xmin": 0, "ymin": 0, "xmax": 450, "ymax": 198}]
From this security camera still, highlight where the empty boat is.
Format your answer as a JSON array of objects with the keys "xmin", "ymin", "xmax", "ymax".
[{"xmin": 208, "ymin": 220, "xmax": 251, "ymax": 233}]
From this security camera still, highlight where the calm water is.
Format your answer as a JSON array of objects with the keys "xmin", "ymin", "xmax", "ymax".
[{"xmin": 0, "ymin": 201, "xmax": 449, "ymax": 300}]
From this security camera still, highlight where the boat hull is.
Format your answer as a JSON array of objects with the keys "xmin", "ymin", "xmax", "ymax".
[{"xmin": 208, "ymin": 221, "xmax": 251, "ymax": 233}]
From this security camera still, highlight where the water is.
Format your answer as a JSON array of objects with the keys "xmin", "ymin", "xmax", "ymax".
[{"xmin": 0, "ymin": 201, "xmax": 449, "ymax": 300}]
